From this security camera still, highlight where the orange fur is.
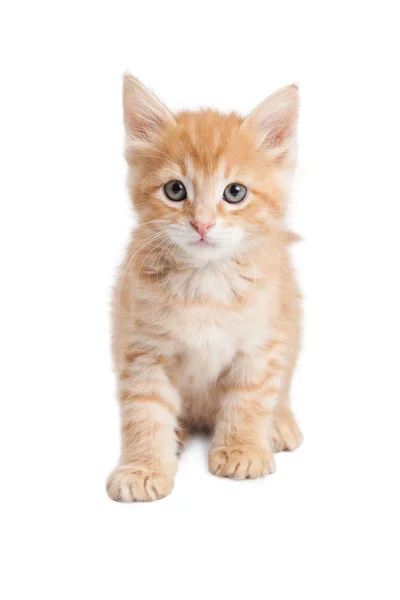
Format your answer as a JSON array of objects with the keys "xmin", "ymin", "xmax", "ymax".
[{"xmin": 106, "ymin": 75, "xmax": 303, "ymax": 502}]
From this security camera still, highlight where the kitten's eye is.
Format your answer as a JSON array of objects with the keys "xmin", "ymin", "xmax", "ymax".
[
  {"xmin": 164, "ymin": 180, "xmax": 187, "ymax": 202},
  {"xmin": 223, "ymin": 183, "xmax": 247, "ymax": 204}
]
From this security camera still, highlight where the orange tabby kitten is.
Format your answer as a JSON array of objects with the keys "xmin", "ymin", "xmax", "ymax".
[{"xmin": 106, "ymin": 75, "xmax": 303, "ymax": 502}]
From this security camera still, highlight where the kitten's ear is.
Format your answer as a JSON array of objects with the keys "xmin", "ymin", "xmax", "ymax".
[
  {"xmin": 123, "ymin": 74, "xmax": 175, "ymax": 146},
  {"xmin": 243, "ymin": 84, "xmax": 299, "ymax": 163}
]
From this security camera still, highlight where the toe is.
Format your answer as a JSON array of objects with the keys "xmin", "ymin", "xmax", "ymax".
[
  {"xmin": 209, "ymin": 445, "xmax": 275, "ymax": 480},
  {"xmin": 106, "ymin": 465, "xmax": 174, "ymax": 502},
  {"xmin": 271, "ymin": 411, "xmax": 303, "ymax": 452}
]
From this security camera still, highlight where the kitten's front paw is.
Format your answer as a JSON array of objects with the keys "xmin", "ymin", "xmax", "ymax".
[
  {"xmin": 106, "ymin": 465, "xmax": 174, "ymax": 502},
  {"xmin": 209, "ymin": 445, "xmax": 275, "ymax": 480},
  {"xmin": 270, "ymin": 410, "xmax": 303, "ymax": 452}
]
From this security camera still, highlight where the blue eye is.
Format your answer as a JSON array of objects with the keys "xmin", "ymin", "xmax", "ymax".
[
  {"xmin": 223, "ymin": 183, "xmax": 247, "ymax": 204},
  {"xmin": 164, "ymin": 180, "xmax": 187, "ymax": 201}
]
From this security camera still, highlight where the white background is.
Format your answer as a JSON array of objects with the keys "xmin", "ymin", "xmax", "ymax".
[{"xmin": 1, "ymin": 1, "xmax": 399, "ymax": 598}]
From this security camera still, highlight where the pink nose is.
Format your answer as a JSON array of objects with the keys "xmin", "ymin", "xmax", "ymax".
[{"xmin": 190, "ymin": 220, "xmax": 215, "ymax": 238}]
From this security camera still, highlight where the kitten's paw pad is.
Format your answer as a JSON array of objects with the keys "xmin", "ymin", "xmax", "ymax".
[
  {"xmin": 209, "ymin": 445, "xmax": 275, "ymax": 480},
  {"xmin": 106, "ymin": 465, "xmax": 174, "ymax": 502},
  {"xmin": 271, "ymin": 411, "xmax": 303, "ymax": 452}
]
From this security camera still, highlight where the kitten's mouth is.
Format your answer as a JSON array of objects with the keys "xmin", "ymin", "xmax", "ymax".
[{"xmin": 191, "ymin": 238, "xmax": 216, "ymax": 247}]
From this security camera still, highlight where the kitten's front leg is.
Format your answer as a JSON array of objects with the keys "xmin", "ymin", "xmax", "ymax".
[
  {"xmin": 209, "ymin": 342, "xmax": 285, "ymax": 480},
  {"xmin": 107, "ymin": 349, "xmax": 181, "ymax": 502}
]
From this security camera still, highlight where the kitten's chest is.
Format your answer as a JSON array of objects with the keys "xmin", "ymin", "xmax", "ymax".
[
  {"xmin": 169, "ymin": 295, "xmax": 270, "ymax": 396},
  {"xmin": 170, "ymin": 309, "xmax": 238, "ymax": 401},
  {"xmin": 176, "ymin": 307, "xmax": 239, "ymax": 373},
  {"xmin": 161, "ymin": 265, "xmax": 270, "ymax": 395}
]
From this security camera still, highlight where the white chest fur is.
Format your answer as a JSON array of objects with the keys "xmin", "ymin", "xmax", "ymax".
[{"xmin": 164, "ymin": 264, "xmax": 271, "ymax": 397}]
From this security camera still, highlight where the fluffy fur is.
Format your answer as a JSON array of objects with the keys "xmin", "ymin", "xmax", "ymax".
[{"xmin": 106, "ymin": 75, "xmax": 303, "ymax": 502}]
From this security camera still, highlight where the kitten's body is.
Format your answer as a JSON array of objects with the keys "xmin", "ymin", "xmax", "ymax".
[{"xmin": 107, "ymin": 78, "xmax": 303, "ymax": 502}]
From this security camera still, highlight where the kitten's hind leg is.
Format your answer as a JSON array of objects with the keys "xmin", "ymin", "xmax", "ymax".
[
  {"xmin": 270, "ymin": 406, "xmax": 303, "ymax": 452},
  {"xmin": 176, "ymin": 423, "xmax": 189, "ymax": 455}
]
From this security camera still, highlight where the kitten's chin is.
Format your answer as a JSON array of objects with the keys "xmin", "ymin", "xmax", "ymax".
[{"xmin": 181, "ymin": 240, "xmax": 237, "ymax": 264}]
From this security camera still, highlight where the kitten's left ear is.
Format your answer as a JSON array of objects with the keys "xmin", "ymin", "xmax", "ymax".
[{"xmin": 242, "ymin": 84, "xmax": 299, "ymax": 163}]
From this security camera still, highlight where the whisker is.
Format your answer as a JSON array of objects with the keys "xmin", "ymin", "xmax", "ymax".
[
  {"xmin": 134, "ymin": 236, "xmax": 169, "ymax": 300},
  {"xmin": 116, "ymin": 231, "xmax": 167, "ymax": 307}
]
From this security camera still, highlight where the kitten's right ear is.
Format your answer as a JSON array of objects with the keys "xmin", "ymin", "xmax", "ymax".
[{"xmin": 123, "ymin": 74, "xmax": 175, "ymax": 147}]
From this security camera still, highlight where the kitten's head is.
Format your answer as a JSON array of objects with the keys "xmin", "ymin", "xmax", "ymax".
[{"xmin": 123, "ymin": 75, "xmax": 298, "ymax": 264}]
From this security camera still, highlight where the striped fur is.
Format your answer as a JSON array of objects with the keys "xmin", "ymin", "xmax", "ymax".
[{"xmin": 106, "ymin": 75, "xmax": 303, "ymax": 502}]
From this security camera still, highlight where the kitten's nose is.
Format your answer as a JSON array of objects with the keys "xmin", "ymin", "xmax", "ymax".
[{"xmin": 190, "ymin": 220, "xmax": 215, "ymax": 238}]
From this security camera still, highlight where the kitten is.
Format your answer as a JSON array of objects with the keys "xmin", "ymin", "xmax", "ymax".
[{"xmin": 106, "ymin": 75, "xmax": 303, "ymax": 502}]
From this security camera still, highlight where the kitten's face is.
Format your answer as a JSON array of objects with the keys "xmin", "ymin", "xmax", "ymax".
[{"xmin": 124, "ymin": 77, "xmax": 298, "ymax": 264}]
